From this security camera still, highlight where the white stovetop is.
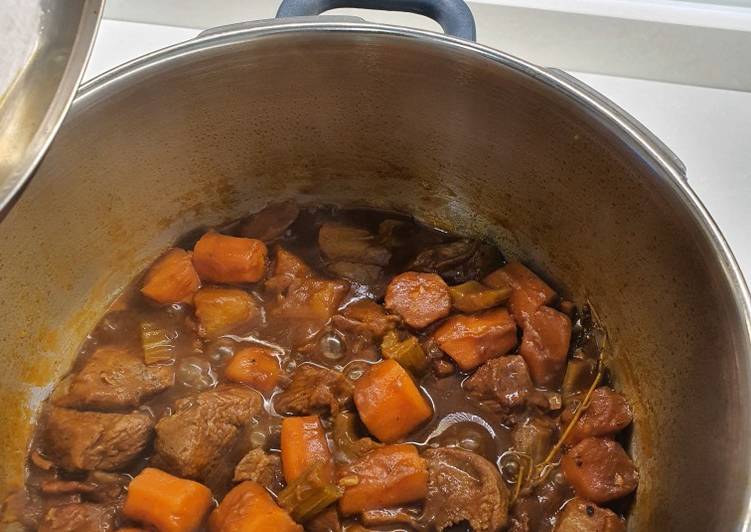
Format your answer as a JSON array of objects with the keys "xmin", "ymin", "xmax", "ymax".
[{"xmin": 86, "ymin": 19, "xmax": 751, "ymax": 282}]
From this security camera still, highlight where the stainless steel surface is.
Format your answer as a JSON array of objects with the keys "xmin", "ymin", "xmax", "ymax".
[
  {"xmin": 0, "ymin": 0, "xmax": 103, "ymax": 217},
  {"xmin": 0, "ymin": 20, "xmax": 749, "ymax": 531}
]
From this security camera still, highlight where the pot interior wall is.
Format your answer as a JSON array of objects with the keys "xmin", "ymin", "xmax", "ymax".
[{"xmin": 0, "ymin": 28, "xmax": 748, "ymax": 530}]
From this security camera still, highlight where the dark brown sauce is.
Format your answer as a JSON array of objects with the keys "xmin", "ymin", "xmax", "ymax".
[{"xmin": 15, "ymin": 205, "xmax": 632, "ymax": 532}]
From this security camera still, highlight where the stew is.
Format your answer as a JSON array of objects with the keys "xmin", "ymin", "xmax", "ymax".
[{"xmin": 5, "ymin": 203, "xmax": 637, "ymax": 531}]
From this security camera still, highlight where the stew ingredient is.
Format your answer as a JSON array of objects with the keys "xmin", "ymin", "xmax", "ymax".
[{"xmin": 7, "ymin": 204, "xmax": 638, "ymax": 532}]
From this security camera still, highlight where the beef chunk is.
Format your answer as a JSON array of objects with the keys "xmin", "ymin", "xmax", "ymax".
[
  {"xmin": 83, "ymin": 472, "xmax": 130, "ymax": 505},
  {"xmin": 318, "ymin": 223, "xmax": 391, "ymax": 266},
  {"xmin": 307, "ymin": 507, "xmax": 343, "ymax": 532},
  {"xmin": 274, "ymin": 364, "xmax": 353, "ymax": 416},
  {"xmin": 328, "ymin": 261, "xmax": 385, "ymax": 291},
  {"xmin": 464, "ymin": 355, "xmax": 533, "ymax": 417},
  {"xmin": 52, "ymin": 347, "xmax": 173, "ymax": 411},
  {"xmin": 38, "ymin": 503, "xmax": 116, "ymax": 532},
  {"xmin": 332, "ymin": 300, "xmax": 399, "ymax": 357},
  {"xmin": 40, "ymin": 480, "xmax": 97, "ymax": 496},
  {"xmin": 233, "ymin": 448, "xmax": 283, "ymax": 489},
  {"xmin": 519, "ymin": 306, "xmax": 572, "ymax": 388},
  {"xmin": 408, "ymin": 240, "xmax": 502, "ymax": 284},
  {"xmin": 423, "ymin": 447, "xmax": 509, "ymax": 531},
  {"xmin": 44, "ymin": 407, "xmax": 154, "ymax": 471},
  {"xmin": 268, "ymin": 274, "xmax": 349, "ymax": 346},
  {"xmin": 554, "ymin": 498, "xmax": 625, "ymax": 532},
  {"xmin": 238, "ymin": 200, "xmax": 300, "ymax": 241},
  {"xmin": 153, "ymin": 385, "xmax": 261, "ymax": 480}
]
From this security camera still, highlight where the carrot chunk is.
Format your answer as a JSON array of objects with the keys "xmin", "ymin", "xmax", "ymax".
[
  {"xmin": 338, "ymin": 444, "xmax": 428, "ymax": 515},
  {"xmin": 483, "ymin": 262, "xmax": 556, "ymax": 325},
  {"xmin": 384, "ymin": 272, "xmax": 451, "ymax": 328},
  {"xmin": 560, "ymin": 437, "xmax": 638, "ymax": 503},
  {"xmin": 193, "ymin": 231, "xmax": 267, "ymax": 284},
  {"xmin": 518, "ymin": 306, "xmax": 571, "ymax": 387},
  {"xmin": 354, "ymin": 359, "xmax": 432, "ymax": 442},
  {"xmin": 141, "ymin": 248, "xmax": 201, "ymax": 304},
  {"xmin": 281, "ymin": 415, "xmax": 334, "ymax": 484},
  {"xmin": 209, "ymin": 481, "xmax": 302, "ymax": 532},
  {"xmin": 123, "ymin": 467, "xmax": 212, "ymax": 532},
  {"xmin": 194, "ymin": 287, "xmax": 258, "ymax": 337},
  {"xmin": 433, "ymin": 308, "xmax": 517, "ymax": 371},
  {"xmin": 225, "ymin": 346, "xmax": 281, "ymax": 393}
]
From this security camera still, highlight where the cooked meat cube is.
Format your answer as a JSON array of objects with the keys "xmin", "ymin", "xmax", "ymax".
[
  {"xmin": 484, "ymin": 262, "xmax": 556, "ymax": 325},
  {"xmin": 194, "ymin": 287, "xmax": 260, "ymax": 338},
  {"xmin": 512, "ymin": 474, "xmax": 575, "ymax": 532},
  {"xmin": 265, "ymin": 247, "xmax": 312, "ymax": 293},
  {"xmin": 233, "ymin": 448, "xmax": 282, "ymax": 488},
  {"xmin": 433, "ymin": 308, "xmax": 517, "ymax": 371},
  {"xmin": 409, "ymin": 240, "xmax": 502, "ymax": 284},
  {"xmin": 40, "ymin": 473, "xmax": 128, "ymax": 506},
  {"xmin": 44, "ymin": 407, "xmax": 154, "ymax": 471},
  {"xmin": 561, "ymin": 437, "xmax": 639, "ymax": 503},
  {"xmin": 52, "ymin": 347, "xmax": 173, "ymax": 411},
  {"xmin": 336, "ymin": 300, "xmax": 399, "ymax": 339},
  {"xmin": 464, "ymin": 355, "xmax": 533, "ymax": 416},
  {"xmin": 84, "ymin": 471, "xmax": 130, "ymax": 505},
  {"xmin": 554, "ymin": 498, "xmax": 625, "ymax": 532},
  {"xmin": 563, "ymin": 388, "xmax": 633, "ymax": 444},
  {"xmin": 265, "ymin": 249, "xmax": 350, "ymax": 345},
  {"xmin": 384, "ymin": 272, "xmax": 451, "ymax": 328},
  {"xmin": 140, "ymin": 248, "xmax": 201, "ymax": 305},
  {"xmin": 269, "ymin": 276, "xmax": 350, "ymax": 345},
  {"xmin": 361, "ymin": 508, "xmax": 419, "ymax": 528},
  {"xmin": 38, "ymin": 503, "xmax": 116, "ymax": 532},
  {"xmin": 318, "ymin": 222, "xmax": 391, "ymax": 265},
  {"xmin": 328, "ymin": 261, "xmax": 384, "ymax": 289},
  {"xmin": 512, "ymin": 416, "xmax": 557, "ymax": 463},
  {"xmin": 40, "ymin": 480, "xmax": 97, "ymax": 496},
  {"xmin": 423, "ymin": 447, "xmax": 509, "ymax": 531},
  {"xmin": 306, "ymin": 506, "xmax": 342, "ymax": 532},
  {"xmin": 519, "ymin": 306, "xmax": 572, "ymax": 387},
  {"xmin": 193, "ymin": 231, "xmax": 268, "ymax": 284},
  {"xmin": 238, "ymin": 200, "xmax": 300, "ymax": 241},
  {"xmin": 339, "ymin": 444, "xmax": 428, "ymax": 515},
  {"xmin": 153, "ymin": 385, "xmax": 262, "ymax": 480},
  {"xmin": 274, "ymin": 364, "xmax": 353, "ymax": 416}
]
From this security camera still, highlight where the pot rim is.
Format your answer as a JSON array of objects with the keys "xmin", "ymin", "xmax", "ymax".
[{"xmin": 73, "ymin": 20, "xmax": 751, "ymax": 528}]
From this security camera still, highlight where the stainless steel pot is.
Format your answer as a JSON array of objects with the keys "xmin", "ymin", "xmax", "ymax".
[{"xmin": 1, "ymin": 1, "xmax": 750, "ymax": 530}]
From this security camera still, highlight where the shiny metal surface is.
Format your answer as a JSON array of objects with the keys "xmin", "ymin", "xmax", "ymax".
[
  {"xmin": 0, "ymin": 21, "xmax": 749, "ymax": 531},
  {"xmin": 0, "ymin": 0, "xmax": 103, "ymax": 217}
]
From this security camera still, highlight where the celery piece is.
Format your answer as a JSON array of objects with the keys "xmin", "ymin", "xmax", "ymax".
[
  {"xmin": 278, "ymin": 463, "xmax": 344, "ymax": 523},
  {"xmin": 380, "ymin": 331, "xmax": 429, "ymax": 375}
]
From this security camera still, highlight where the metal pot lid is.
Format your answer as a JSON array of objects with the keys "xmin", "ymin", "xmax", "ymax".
[{"xmin": 0, "ymin": 0, "xmax": 103, "ymax": 216}]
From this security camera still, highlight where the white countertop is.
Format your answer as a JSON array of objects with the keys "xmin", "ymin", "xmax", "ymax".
[{"xmin": 86, "ymin": 18, "xmax": 751, "ymax": 281}]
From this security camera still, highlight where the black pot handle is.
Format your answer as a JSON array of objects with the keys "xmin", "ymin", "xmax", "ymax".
[{"xmin": 276, "ymin": 0, "xmax": 476, "ymax": 41}]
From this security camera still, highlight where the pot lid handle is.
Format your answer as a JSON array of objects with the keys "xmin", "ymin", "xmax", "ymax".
[{"xmin": 276, "ymin": 0, "xmax": 476, "ymax": 41}]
